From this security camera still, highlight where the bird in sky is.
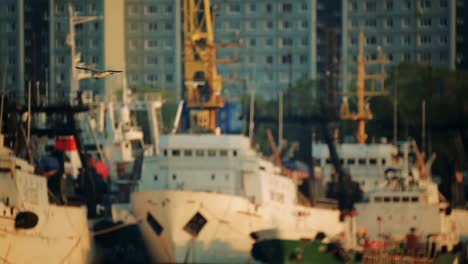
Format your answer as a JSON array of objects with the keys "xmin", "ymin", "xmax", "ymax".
[{"xmin": 75, "ymin": 66, "xmax": 123, "ymax": 79}]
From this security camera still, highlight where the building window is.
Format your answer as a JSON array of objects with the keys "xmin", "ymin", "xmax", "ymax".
[
  {"xmin": 440, "ymin": 17, "xmax": 448, "ymax": 26},
  {"xmin": 91, "ymin": 55, "xmax": 98, "ymax": 64},
  {"xmin": 8, "ymin": 4, "xmax": 16, "ymax": 14},
  {"xmin": 386, "ymin": 18, "xmax": 393, "ymax": 28},
  {"xmin": 301, "ymin": 37, "xmax": 308, "ymax": 46},
  {"xmin": 89, "ymin": 3, "xmax": 96, "ymax": 13},
  {"xmin": 351, "ymin": 1, "xmax": 358, "ymax": 11},
  {"xmin": 384, "ymin": 36, "xmax": 393, "ymax": 45},
  {"xmin": 404, "ymin": 0, "xmax": 411, "ymax": 9},
  {"xmin": 301, "ymin": 2, "xmax": 307, "ymax": 11},
  {"xmin": 402, "ymin": 17, "xmax": 410, "ymax": 28},
  {"xmin": 266, "ymin": 56, "xmax": 273, "ymax": 64},
  {"xmin": 8, "ymin": 39, "xmax": 16, "ymax": 48},
  {"xmin": 299, "ymin": 55, "xmax": 308, "ymax": 64},
  {"xmin": 90, "ymin": 39, "xmax": 98, "ymax": 48},
  {"xmin": 421, "ymin": 52, "xmax": 431, "ymax": 63},
  {"xmin": 386, "ymin": 0, "xmax": 394, "ymax": 10},
  {"xmin": 165, "ymin": 22, "xmax": 172, "ymax": 31},
  {"xmin": 420, "ymin": 0, "xmax": 431, "ymax": 8},
  {"xmin": 281, "ymin": 54, "xmax": 292, "ymax": 64},
  {"xmin": 419, "ymin": 35, "xmax": 432, "ymax": 45},
  {"xmin": 229, "ymin": 3, "xmax": 240, "ymax": 13},
  {"xmin": 93, "ymin": 22, "xmax": 99, "ymax": 32},
  {"xmin": 419, "ymin": 17, "xmax": 432, "ymax": 27},
  {"xmin": 147, "ymin": 22, "xmax": 157, "ymax": 32},
  {"xmin": 146, "ymin": 5, "xmax": 157, "ymax": 14},
  {"xmin": 282, "ymin": 3, "xmax": 293, "ymax": 12},
  {"xmin": 403, "ymin": 35, "xmax": 411, "ymax": 45},
  {"xmin": 266, "ymin": 21, "xmax": 273, "ymax": 30},
  {"xmin": 146, "ymin": 74, "xmax": 157, "ymax": 83},
  {"xmin": 280, "ymin": 38, "xmax": 293, "ymax": 47},
  {"xmin": 440, "ymin": 35, "xmax": 447, "ymax": 44},
  {"xmin": 266, "ymin": 3, "xmax": 272, "ymax": 13},
  {"xmin": 280, "ymin": 20, "xmax": 292, "ymax": 30},
  {"xmin": 166, "ymin": 74, "xmax": 173, "ymax": 82},
  {"xmin": 129, "ymin": 5, "xmax": 138, "ymax": 15},
  {"xmin": 166, "ymin": 4, "xmax": 173, "ymax": 13},
  {"xmin": 403, "ymin": 53, "xmax": 411, "ymax": 61},
  {"xmin": 247, "ymin": 21, "xmax": 256, "ymax": 30},
  {"xmin": 266, "ymin": 38, "xmax": 273, "ymax": 47},
  {"xmin": 248, "ymin": 3, "xmax": 256, "ymax": 12},
  {"xmin": 366, "ymin": 35, "xmax": 377, "ymax": 45},
  {"xmin": 366, "ymin": 19, "xmax": 377, "ymax": 27},
  {"xmin": 440, "ymin": 0, "xmax": 448, "ymax": 7},
  {"xmin": 56, "ymin": 4, "xmax": 65, "ymax": 14},
  {"xmin": 365, "ymin": 1, "xmax": 376, "ymax": 11},
  {"xmin": 249, "ymin": 38, "xmax": 256, "ymax": 47},
  {"xmin": 57, "ymin": 56, "xmax": 65, "ymax": 65},
  {"xmin": 129, "ymin": 40, "xmax": 138, "ymax": 50},
  {"xmin": 165, "ymin": 56, "xmax": 173, "ymax": 64},
  {"xmin": 145, "ymin": 40, "xmax": 158, "ymax": 49},
  {"xmin": 146, "ymin": 56, "xmax": 158, "ymax": 65},
  {"xmin": 301, "ymin": 20, "xmax": 308, "ymax": 29}
]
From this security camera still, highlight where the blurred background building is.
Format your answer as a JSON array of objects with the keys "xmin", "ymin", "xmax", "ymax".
[{"xmin": 0, "ymin": 0, "xmax": 466, "ymax": 102}]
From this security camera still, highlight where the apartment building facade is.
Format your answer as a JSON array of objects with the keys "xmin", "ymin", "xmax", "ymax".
[{"xmin": 341, "ymin": 0, "xmax": 457, "ymax": 91}]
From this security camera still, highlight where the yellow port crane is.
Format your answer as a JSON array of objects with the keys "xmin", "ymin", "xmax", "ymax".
[{"xmin": 183, "ymin": 0, "xmax": 224, "ymax": 131}]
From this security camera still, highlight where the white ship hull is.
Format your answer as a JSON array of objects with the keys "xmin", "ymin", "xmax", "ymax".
[
  {"xmin": 132, "ymin": 190, "xmax": 343, "ymax": 263},
  {"xmin": 0, "ymin": 204, "xmax": 92, "ymax": 264}
]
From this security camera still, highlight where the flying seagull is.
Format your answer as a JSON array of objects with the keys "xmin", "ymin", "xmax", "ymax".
[{"xmin": 75, "ymin": 66, "xmax": 123, "ymax": 79}]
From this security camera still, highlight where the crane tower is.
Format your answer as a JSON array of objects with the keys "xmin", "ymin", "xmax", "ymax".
[{"xmin": 183, "ymin": 0, "xmax": 224, "ymax": 131}]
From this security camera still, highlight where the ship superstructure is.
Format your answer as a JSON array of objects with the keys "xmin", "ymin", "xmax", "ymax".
[{"xmin": 129, "ymin": 0, "xmax": 347, "ymax": 262}]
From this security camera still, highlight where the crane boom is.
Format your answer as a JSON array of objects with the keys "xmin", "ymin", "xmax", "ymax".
[{"xmin": 183, "ymin": 0, "xmax": 224, "ymax": 131}]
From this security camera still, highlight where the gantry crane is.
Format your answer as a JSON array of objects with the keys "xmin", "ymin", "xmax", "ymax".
[{"xmin": 183, "ymin": 0, "xmax": 224, "ymax": 131}]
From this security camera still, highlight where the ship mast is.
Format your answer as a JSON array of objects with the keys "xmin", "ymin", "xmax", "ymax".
[{"xmin": 340, "ymin": 32, "xmax": 388, "ymax": 144}]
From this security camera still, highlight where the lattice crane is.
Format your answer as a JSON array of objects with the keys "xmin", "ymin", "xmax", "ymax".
[{"xmin": 183, "ymin": 0, "xmax": 224, "ymax": 131}]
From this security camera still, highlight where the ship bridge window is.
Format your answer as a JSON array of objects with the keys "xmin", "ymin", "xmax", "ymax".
[
  {"xmin": 220, "ymin": 150, "xmax": 228, "ymax": 157},
  {"xmin": 183, "ymin": 212, "xmax": 207, "ymax": 237},
  {"xmin": 196, "ymin": 150, "xmax": 204, "ymax": 156},
  {"xmin": 184, "ymin": 150, "xmax": 193, "ymax": 156},
  {"xmin": 172, "ymin": 150, "xmax": 181, "ymax": 156},
  {"xmin": 382, "ymin": 159, "xmax": 387, "ymax": 165},
  {"xmin": 384, "ymin": 197, "xmax": 391, "ymax": 202},
  {"xmin": 347, "ymin": 159, "xmax": 356, "ymax": 165},
  {"xmin": 358, "ymin": 159, "xmax": 366, "ymax": 165},
  {"xmin": 147, "ymin": 212, "xmax": 164, "ymax": 236},
  {"xmin": 393, "ymin": 197, "xmax": 400, "ymax": 202},
  {"xmin": 374, "ymin": 197, "xmax": 383, "ymax": 202},
  {"xmin": 207, "ymin": 150, "xmax": 216, "ymax": 157},
  {"xmin": 259, "ymin": 166, "xmax": 266, "ymax": 171},
  {"xmin": 369, "ymin": 158, "xmax": 377, "ymax": 165},
  {"xmin": 411, "ymin": 196, "xmax": 419, "ymax": 202},
  {"xmin": 402, "ymin": 196, "xmax": 409, "ymax": 202}
]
